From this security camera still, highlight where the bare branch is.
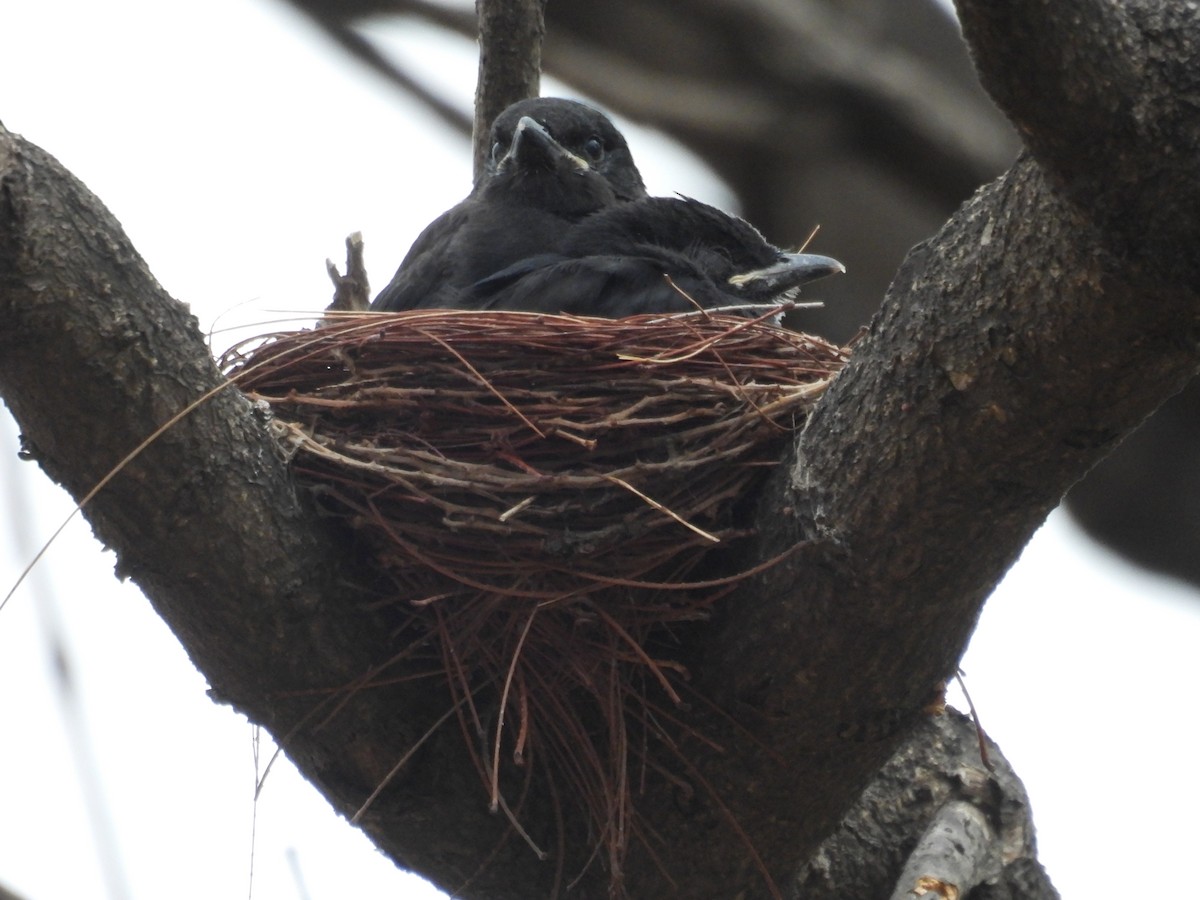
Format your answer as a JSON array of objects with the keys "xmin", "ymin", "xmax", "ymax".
[
  {"xmin": 889, "ymin": 801, "xmax": 995, "ymax": 900},
  {"xmin": 472, "ymin": 0, "xmax": 546, "ymax": 181},
  {"xmin": 796, "ymin": 710, "xmax": 1051, "ymax": 900},
  {"xmin": 290, "ymin": 1, "xmax": 472, "ymax": 138},
  {"xmin": 325, "ymin": 231, "xmax": 371, "ymax": 315},
  {"xmin": 0, "ymin": 881, "xmax": 33, "ymax": 900}
]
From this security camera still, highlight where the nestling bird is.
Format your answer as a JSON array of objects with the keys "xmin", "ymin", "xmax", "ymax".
[
  {"xmin": 467, "ymin": 196, "xmax": 845, "ymax": 317},
  {"xmin": 371, "ymin": 97, "xmax": 646, "ymax": 311},
  {"xmin": 486, "ymin": 97, "xmax": 647, "ymax": 204}
]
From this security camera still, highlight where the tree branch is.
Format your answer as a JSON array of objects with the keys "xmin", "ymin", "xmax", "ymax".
[
  {"xmin": 679, "ymin": 0, "xmax": 1200, "ymax": 884},
  {"xmin": 612, "ymin": 147, "xmax": 1195, "ymax": 893},
  {"xmin": 956, "ymin": 2, "xmax": 1200, "ymax": 285},
  {"xmin": 471, "ymin": 0, "xmax": 546, "ymax": 181}
]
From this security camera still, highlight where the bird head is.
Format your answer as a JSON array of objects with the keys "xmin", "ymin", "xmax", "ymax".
[
  {"xmin": 487, "ymin": 98, "xmax": 648, "ymax": 203},
  {"xmin": 481, "ymin": 115, "xmax": 619, "ymax": 218}
]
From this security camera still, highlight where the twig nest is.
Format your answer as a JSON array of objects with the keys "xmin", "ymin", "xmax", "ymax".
[
  {"xmin": 222, "ymin": 308, "xmax": 848, "ymax": 890},
  {"xmin": 226, "ymin": 310, "xmax": 845, "ymax": 582}
]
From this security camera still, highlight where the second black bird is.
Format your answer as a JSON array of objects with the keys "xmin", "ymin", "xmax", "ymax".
[
  {"xmin": 371, "ymin": 97, "xmax": 646, "ymax": 312},
  {"xmin": 468, "ymin": 196, "xmax": 844, "ymax": 317}
]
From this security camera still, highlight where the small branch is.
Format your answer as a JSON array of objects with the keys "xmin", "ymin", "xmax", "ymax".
[
  {"xmin": 790, "ymin": 709, "xmax": 1050, "ymax": 900},
  {"xmin": 324, "ymin": 231, "xmax": 371, "ymax": 316},
  {"xmin": 471, "ymin": 0, "xmax": 546, "ymax": 181},
  {"xmin": 888, "ymin": 801, "xmax": 995, "ymax": 900}
]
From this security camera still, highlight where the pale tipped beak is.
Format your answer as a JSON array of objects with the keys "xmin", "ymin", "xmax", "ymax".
[
  {"xmin": 499, "ymin": 116, "xmax": 589, "ymax": 173},
  {"xmin": 728, "ymin": 253, "xmax": 845, "ymax": 294}
]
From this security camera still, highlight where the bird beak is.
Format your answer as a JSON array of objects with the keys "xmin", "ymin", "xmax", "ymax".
[
  {"xmin": 728, "ymin": 253, "xmax": 845, "ymax": 293},
  {"xmin": 499, "ymin": 116, "xmax": 590, "ymax": 174}
]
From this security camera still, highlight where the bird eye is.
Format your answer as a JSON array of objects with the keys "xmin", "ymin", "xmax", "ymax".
[{"xmin": 582, "ymin": 136, "xmax": 605, "ymax": 162}]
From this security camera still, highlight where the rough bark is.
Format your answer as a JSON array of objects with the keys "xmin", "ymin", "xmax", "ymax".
[
  {"xmin": 3, "ymin": 0, "xmax": 1198, "ymax": 896},
  {"xmin": 798, "ymin": 710, "xmax": 1052, "ymax": 900}
]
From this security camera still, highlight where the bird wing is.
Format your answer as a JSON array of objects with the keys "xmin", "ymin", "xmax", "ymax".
[
  {"xmin": 471, "ymin": 253, "xmax": 721, "ymax": 317},
  {"xmin": 471, "ymin": 253, "xmax": 572, "ymax": 295}
]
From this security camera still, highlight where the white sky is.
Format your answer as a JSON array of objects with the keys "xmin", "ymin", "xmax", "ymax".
[{"xmin": 0, "ymin": 2, "xmax": 1197, "ymax": 898}]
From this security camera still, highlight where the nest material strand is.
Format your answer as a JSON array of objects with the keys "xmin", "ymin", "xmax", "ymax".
[{"xmin": 222, "ymin": 309, "xmax": 848, "ymax": 894}]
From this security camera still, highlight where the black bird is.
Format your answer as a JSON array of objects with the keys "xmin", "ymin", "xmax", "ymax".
[
  {"xmin": 487, "ymin": 97, "xmax": 647, "ymax": 204},
  {"xmin": 467, "ymin": 196, "xmax": 844, "ymax": 317},
  {"xmin": 371, "ymin": 98, "xmax": 647, "ymax": 312}
]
